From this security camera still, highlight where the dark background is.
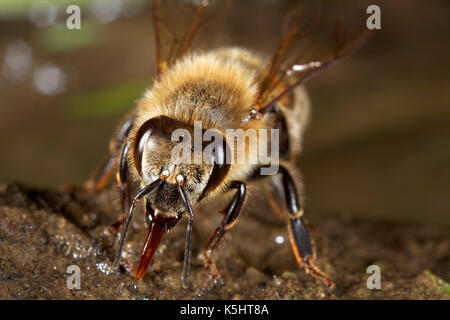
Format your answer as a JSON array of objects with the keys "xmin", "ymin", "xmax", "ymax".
[{"xmin": 0, "ymin": 0, "xmax": 449, "ymax": 230}]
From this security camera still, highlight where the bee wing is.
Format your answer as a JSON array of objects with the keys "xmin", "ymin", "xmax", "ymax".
[
  {"xmin": 256, "ymin": 0, "xmax": 373, "ymax": 112},
  {"xmin": 152, "ymin": 0, "xmax": 231, "ymax": 78}
]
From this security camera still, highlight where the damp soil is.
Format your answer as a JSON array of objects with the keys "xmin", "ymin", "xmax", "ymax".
[{"xmin": 0, "ymin": 182, "xmax": 448, "ymax": 300}]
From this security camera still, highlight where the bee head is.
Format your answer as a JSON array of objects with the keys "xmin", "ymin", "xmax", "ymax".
[{"xmin": 132, "ymin": 116, "xmax": 230, "ymax": 215}]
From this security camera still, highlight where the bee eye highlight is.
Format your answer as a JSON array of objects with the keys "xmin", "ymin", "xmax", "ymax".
[
  {"xmin": 160, "ymin": 169, "xmax": 169, "ymax": 179},
  {"xmin": 176, "ymin": 174, "xmax": 185, "ymax": 185}
]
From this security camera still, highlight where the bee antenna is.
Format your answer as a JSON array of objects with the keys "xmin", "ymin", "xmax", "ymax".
[
  {"xmin": 113, "ymin": 178, "xmax": 163, "ymax": 266},
  {"xmin": 177, "ymin": 182, "xmax": 195, "ymax": 289}
]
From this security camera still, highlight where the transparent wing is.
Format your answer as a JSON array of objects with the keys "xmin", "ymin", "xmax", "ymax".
[
  {"xmin": 255, "ymin": 0, "xmax": 373, "ymax": 112},
  {"xmin": 151, "ymin": 0, "xmax": 231, "ymax": 78}
]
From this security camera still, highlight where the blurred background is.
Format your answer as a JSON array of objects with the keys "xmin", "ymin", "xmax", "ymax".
[{"xmin": 0, "ymin": 0, "xmax": 449, "ymax": 230}]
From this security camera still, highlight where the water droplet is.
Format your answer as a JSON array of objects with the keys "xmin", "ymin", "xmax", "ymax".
[
  {"xmin": 275, "ymin": 235, "xmax": 284, "ymax": 244},
  {"xmin": 96, "ymin": 262, "xmax": 114, "ymax": 275}
]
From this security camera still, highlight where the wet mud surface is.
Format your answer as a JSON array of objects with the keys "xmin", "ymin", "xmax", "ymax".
[{"xmin": 0, "ymin": 183, "xmax": 448, "ymax": 299}]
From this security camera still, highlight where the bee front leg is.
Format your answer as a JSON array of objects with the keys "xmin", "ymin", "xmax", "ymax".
[
  {"xmin": 271, "ymin": 166, "xmax": 335, "ymax": 288},
  {"xmin": 202, "ymin": 181, "xmax": 247, "ymax": 281}
]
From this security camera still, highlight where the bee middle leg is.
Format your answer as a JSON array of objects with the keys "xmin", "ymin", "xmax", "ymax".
[
  {"xmin": 110, "ymin": 141, "xmax": 133, "ymax": 234},
  {"xmin": 82, "ymin": 118, "xmax": 134, "ymax": 193},
  {"xmin": 202, "ymin": 181, "xmax": 247, "ymax": 280},
  {"xmin": 265, "ymin": 165, "xmax": 335, "ymax": 287}
]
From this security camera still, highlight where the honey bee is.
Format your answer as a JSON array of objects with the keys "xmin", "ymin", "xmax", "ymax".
[{"xmin": 81, "ymin": 0, "xmax": 371, "ymax": 288}]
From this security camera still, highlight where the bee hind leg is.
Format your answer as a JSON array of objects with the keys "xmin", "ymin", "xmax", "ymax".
[
  {"xmin": 87, "ymin": 118, "xmax": 134, "ymax": 192},
  {"xmin": 72, "ymin": 118, "xmax": 135, "ymax": 234},
  {"xmin": 270, "ymin": 166, "xmax": 335, "ymax": 288},
  {"xmin": 202, "ymin": 181, "xmax": 247, "ymax": 281},
  {"xmin": 80, "ymin": 154, "xmax": 117, "ymax": 193},
  {"xmin": 61, "ymin": 153, "xmax": 116, "ymax": 194}
]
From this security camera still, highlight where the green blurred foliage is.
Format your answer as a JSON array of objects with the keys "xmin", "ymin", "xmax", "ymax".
[
  {"xmin": 0, "ymin": 0, "xmax": 91, "ymax": 17},
  {"xmin": 426, "ymin": 270, "xmax": 450, "ymax": 296},
  {"xmin": 64, "ymin": 79, "xmax": 149, "ymax": 119},
  {"xmin": 37, "ymin": 22, "xmax": 100, "ymax": 53},
  {"xmin": 0, "ymin": 0, "xmax": 149, "ymax": 19}
]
